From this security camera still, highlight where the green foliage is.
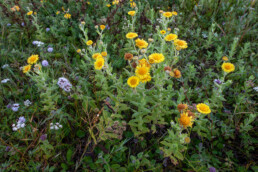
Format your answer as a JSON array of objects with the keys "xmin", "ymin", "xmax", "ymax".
[{"xmin": 0, "ymin": 0, "xmax": 257, "ymax": 171}]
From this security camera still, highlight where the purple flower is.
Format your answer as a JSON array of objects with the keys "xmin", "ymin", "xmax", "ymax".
[
  {"xmin": 18, "ymin": 116, "xmax": 26, "ymax": 124},
  {"xmin": 21, "ymin": 22, "xmax": 25, "ymax": 27},
  {"xmin": 209, "ymin": 167, "xmax": 216, "ymax": 172},
  {"xmin": 42, "ymin": 60, "xmax": 49, "ymax": 67},
  {"xmin": 7, "ymin": 104, "xmax": 12, "ymax": 109},
  {"xmin": 5, "ymin": 146, "xmax": 11, "ymax": 152},
  {"xmin": 46, "ymin": 28, "xmax": 50, "ymax": 32},
  {"xmin": 106, "ymin": 25, "xmax": 110, "ymax": 30},
  {"xmin": 214, "ymin": 79, "xmax": 222, "ymax": 85},
  {"xmin": 40, "ymin": 134, "xmax": 47, "ymax": 141},
  {"xmin": 7, "ymin": 23, "xmax": 11, "ymax": 26},
  {"xmin": 47, "ymin": 47, "xmax": 53, "ymax": 53}
]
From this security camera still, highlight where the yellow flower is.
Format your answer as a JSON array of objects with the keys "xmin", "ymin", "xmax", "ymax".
[
  {"xmin": 196, "ymin": 103, "xmax": 211, "ymax": 114},
  {"xmin": 64, "ymin": 13, "xmax": 71, "ymax": 19},
  {"xmin": 128, "ymin": 11, "xmax": 136, "ymax": 16},
  {"xmin": 100, "ymin": 25, "xmax": 106, "ymax": 30},
  {"xmin": 27, "ymin": 54, "xmax": 39, "ymax": 64},
  {"xmin": 138, "ymin": 59, "xmax": 151, "ymax": 68},
  {"xmin": 34, "ymin": 12, "xmax": 37, "ymax": 15},
  {"xmin": 163, "ymin": 12, "xmax": 172, "ymax": 18},
  {"xmin": 106, "ymin": 4, "xmax": 111, "ymax": 7},
  {"xmin": 165, "ymin": 34, "xmax": 178, "ymax": 41},
  {"xmin": 14, "ymin": 5, "xmax": 20, "ymax": 11},
  {"xmin": 174, "ymin": 39, "xmax": 188, "ymax": 50},
  {"xmin": 126, "ymin": 32, "xmax": 138, "ymax": 39},
  {"xmin": 87, "ymin": 1, "xmax": 91, "ymax": 4},
  {"xmin": 135, "ymin": 65, "xmax": 150, "ymax": 80},
  {"xmin": 167, "ymin": 28, "xmax": 171, "ymax": 31},
  {"xmin": 172, "ymin": 11, "xmax": 178, "ymax": 16},
  {"xmin": 179, "ymin": 112, "xmax": 194, "ymax": 128},
  {"xmin": 127, "ymin": 76, "xmax": 140, "ymax": 88},
  {"xmin": 184, "ymin": 137, "xmax": 191, "ymax": 144},
  {"xmin": 86, "ymin": 40, "xmax": 93, "ymax": 46},
  {"xmin": 23, "ymin": 65, "xmax": 31, "ymax": 73},
  {"xmin": 160, "ymin": 30, "xmax": 166, "ymax": 35},
  {"xmin": 173, "ymin": 69, "xmax": 181, "ymax": 78},
  {"xmin": 112, "ymin": 0, "xmax": 119, "ymax": 5},
  {"xmin": 92, "ymin": 53, "xmax": 102, "ymax": 60},
  {"xmin": 77, "ymin": 49, "xmax": 81, "ymax": 53},
  {"xmin": 139, "ymin": 74, "xmax": 151, "ymax": 83},
  {"xmin": 135, "ymin": 39, "xmax": 148, "ymax": 49},
  {"xmin": 94, "ymin": 58, "xmax": 105, "ymax": 70},
  {"xmin": 222, "ymin": 56, "xmax": 229, "ymax": 61},
  {"xmin": 27, "ymin": 11, "xmax": 33, "ymax": 16},
  {"xmin": 56, "ymin": 11, "xmax": 60, "ymax": 15},
  {"xmin": 101, "ymin": 52, "xmax": 107, "ymax": 57},
  {"xmin": 130, "ymin": 2, "xmax": 136, "ymax": 8},
  {"xmin": 221, "ymin": 63, "xmax": 235, "ymax": 73},
  {"xmin": 148, "ymin": 53, "xmax": 165, "ymax": 64}
]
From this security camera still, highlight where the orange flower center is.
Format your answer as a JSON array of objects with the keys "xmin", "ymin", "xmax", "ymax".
[{"xmin": 138, "ymin": 67, "xmax": 147, "ymax": 75}]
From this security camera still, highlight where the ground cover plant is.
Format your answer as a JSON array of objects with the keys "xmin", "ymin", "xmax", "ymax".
[{"xmin": 0, "ymin": 0, "xmax": 257, "ymax": 171}]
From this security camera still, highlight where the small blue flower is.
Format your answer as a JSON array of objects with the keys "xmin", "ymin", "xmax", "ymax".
[
  {"xmin": 46, "ymin": 28, "xmax": 50, "ymax": 32},
  {"xmin": 214, "ymin": 79, "xmax": 222, "ymax": 85},
  {"xmin": 47, "ymin": 47, "xmax": 53, "ymax": 53},
  {"xmin": 42, "ymin": 60, "xmax": 49, "ymax": 67},
  {"xmin": 7, "ymin": 23, "xmax": 11, "ymax": 26}
]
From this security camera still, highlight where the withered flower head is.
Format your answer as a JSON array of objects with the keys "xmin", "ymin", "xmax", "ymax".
[
  {"xmin": 177, "ymin": 104, "xmax": 188, "ymax": 111},
  {"xmin": 164, "ymin": 66, "xmax": 172, "ymax": 72},
  {"xmin": 124, "ymin": 53, "xmax": 133, "ymax": 60}
]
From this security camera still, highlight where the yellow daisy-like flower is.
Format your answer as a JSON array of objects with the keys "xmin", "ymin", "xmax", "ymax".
[
  {"xmin": 160, "ymin": 30, "xmax": 166, "ymax": 35},
  {"xmin": 172, "ymin": 11, "xmax": 178, "ymax": 16},
  {"xmin": 14, "ymin": 5, "xmax": 20, "ymax": 11},
  {"xmin": 101, "ymin": 52, "xmax": 107, "ymax": 57},
  {"xmin": 94, "ymin": 57, "xmax": 105, "ymax": 70},
  {"xmin": 112, "ymin": 0, "xmax": 119, "ymax": 5},
  {"xmin": 163, "ymin": 12, "xmax": 173, "ymax": 18},
  {"xmin": 64, "ymin": 13, "xmax": 71, "ymax": 19},
  {"xmin": 100, "ymin": 25, "xmax": 106, "ymax": 30},
  {"xmin": 92, "ymin": 53, "xmax": 102, "ymax": 60},
  {"xmin": 56, "ymin": 11, "xmax": 60, "ymax": 15},
  {"xmin": 106, "ymin": 4, "xmax": 111, "ymax": 7},
  {"xmin": 174, "ymin": 39, "xmax": 188, "ymax": 50},
  {"xmin": 148, "ymin": 53, "xmax": 165, "ymax": 64},
  {"xmin": 138, "ymin": 59, "xmax": 151, "ymax": 68},
  {"xmin": 221, "ymin": 63, "xmax": 235, "ymax": 73},
  {"xmin": 173, "ymin": 69, "xmax": 181, "ymax": 78},
  {"xmin": 130, "ymin": 2, "xmax": 136, "ymax": 8},
  {"xmin": 27, "ymin": 11, "xmax": 33, "ymax": 16},
  {"xmin": 222, "ymin": 56, "xmax": 229, "ymax": 61},
  {"xmin": 126, "ymin": 32, "xmax": 138, "ymax": 39},
  {"xmin": 165, "ymin": 34, "xmax": 178, "ymax": 41},
  {"xmin": 128, "ymin": 11, "xmax": 136, "ymax": 16},
  {"xmin": 86, "ymin": 40, "xmax": 93, "ymax": 46},
  {"xmin": 27, "ymin": 54, "xmax": 39, "ymax": 64},
  {"xmin": 196, "ymin": 103, "xmax": 211, "ymax": 114},
  {"xmin": 135, "ymin": 39, "xmax": 148, "ymax": 49},
  {"xmin": 167, "ymin": 28, "xmax": 171, "ymax": 31},
  {"xmin": 77, "ymin": 49, "xmax": 81, "ymax": 53},
  {"xmin": 140, "ymin": 74, "xmax": 151, "ymax": 83},
  {"xmin": 23, "ymin": 65, "xmax": 31, "ymax": 73},
  {"xmin": 135, "ymin": 65, "xmax": 150, "ymax": 80},
  {"xmin": 127, "ymin": 76, "xmax": 140, "ymax": 88},
  {"xmin": 179, "ymin": 112, "xmax": 194, "ymax": 128}
]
